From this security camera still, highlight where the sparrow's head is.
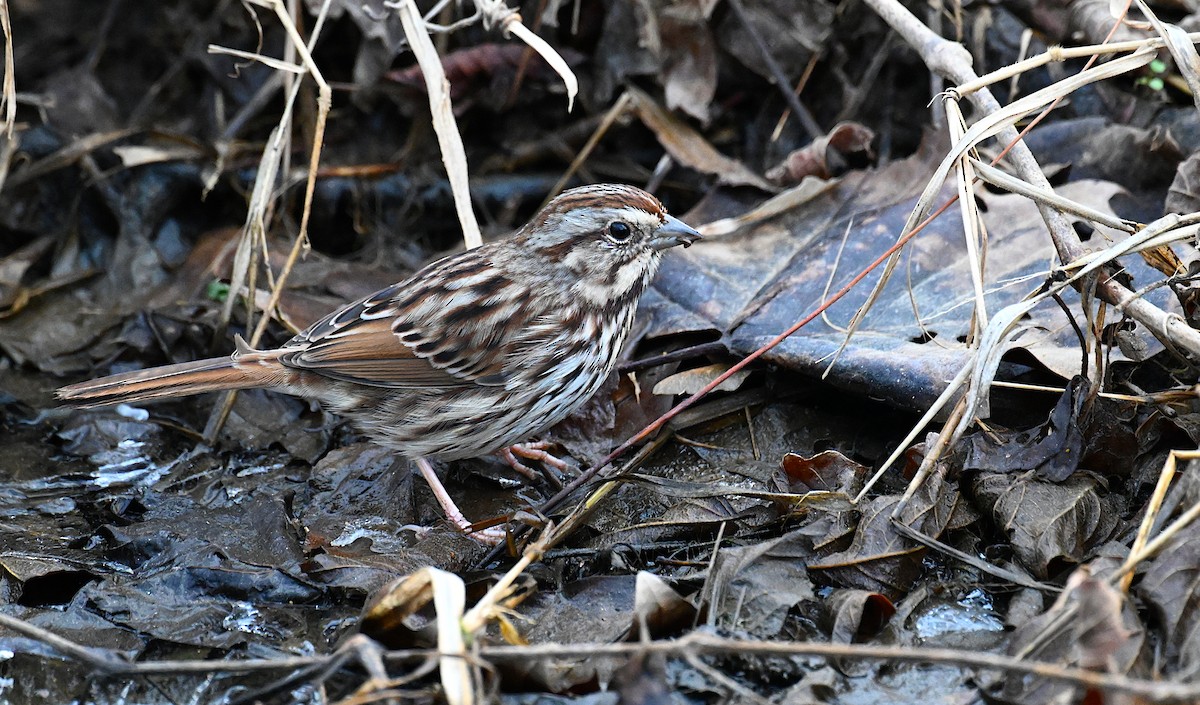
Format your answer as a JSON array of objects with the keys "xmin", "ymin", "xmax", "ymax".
[{"xmin": 520, "ymin": 184, "xmax": 701, "ymax": 305}]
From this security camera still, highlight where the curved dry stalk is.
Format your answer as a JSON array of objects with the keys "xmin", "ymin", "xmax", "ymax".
[
  {"xmin": 495, "ymin": 18, "xmax": 577, "ymax": 112},
  {"xmin": 946, "ymin": 99, "xmax": 988, "ymax": 331},
  {"xmin": 475, "ymin": 0, "xmax": 577, "ymax": 110},
  {"xmin": 968, "ymin": 158, "xmax": 1137, "ymax": 233},
  {"xmin": 954, "ymin": 32, "xmax": 1200, "ymax": 96},
  {"xmin": 392, "ymin": 0, "xmax": 482, "ymax": 250},
  {"xmin": 0, "ymin": 0, "xmax": 13, "ymax": 138}
]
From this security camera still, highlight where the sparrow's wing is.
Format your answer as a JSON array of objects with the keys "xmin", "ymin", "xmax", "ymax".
[{"xmin": 279, "ymin": 247, "xmax": 537, "ymax": 389}]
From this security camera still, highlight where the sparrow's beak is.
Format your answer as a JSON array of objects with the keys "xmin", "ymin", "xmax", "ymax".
[{"xmin": 649, "ymin": 215, "xmax": 702, "ymax": 251}]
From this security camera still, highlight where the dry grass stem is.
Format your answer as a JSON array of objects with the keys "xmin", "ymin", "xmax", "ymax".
[
  {"xmin": 0, "ymin": 0, "xmax": 13, "ymax": 138},
  {"xmin": 545, "ymin": 90, "xmax": 633, "ymax": 205},
  {"xmin": 428, "ymin": 568, "xmax": 474, "ymax": 705},
  {"xmin": 202, "ymin": 0, "xmax": 332, "ymax": 441},
  {"xmin": 496, "ymin": 15, "xmax": 577, "ymax": 111},
  {"xmin": 946, "ymin": 99, "xmax": 989, "ymax": 330},
  {"xmin": 206, "ymin": 45, "xmax": 306, "ymax": 73},
  {"xmin": 968, "ymin": 158, "xmax": 1137, "ymax": 232},
  {"xmin": 392, "ymin": 0, "xmax": 481, "ymax": 249}
]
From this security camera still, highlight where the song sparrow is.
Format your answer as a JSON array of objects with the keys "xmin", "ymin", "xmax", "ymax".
[{"xmin": 57, "ymin": 184, "xmax": 701, "ymax": 542}]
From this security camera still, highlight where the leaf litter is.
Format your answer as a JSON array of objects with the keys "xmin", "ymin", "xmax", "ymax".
[{"xmin": 3, "ymin": 1, "xmax": 1200, "ymax": 704}]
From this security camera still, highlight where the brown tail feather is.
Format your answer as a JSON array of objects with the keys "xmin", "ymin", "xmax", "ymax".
[{"xmin": 56, "ymin": 355, "xmax": 275, "ymax": 408}]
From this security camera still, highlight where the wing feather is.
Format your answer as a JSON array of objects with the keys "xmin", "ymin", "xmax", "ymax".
[{"xmin": 276, "ymin": 248, "xmax": 533, "ymax": 389}]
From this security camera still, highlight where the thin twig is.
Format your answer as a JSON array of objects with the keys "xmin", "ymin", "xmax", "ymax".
[
  {"xmin": 725, "ymin": 0, "xmax": 822, "ymax": 140},
  {"xmin": 4, "ymin": 623, "xmax": 1197, "ymax": 701}
]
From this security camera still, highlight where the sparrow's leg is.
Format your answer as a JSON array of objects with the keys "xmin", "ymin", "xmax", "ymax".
[{"xmin": 414, "ymin": 457, "xmax": 506, "ymax": 544}]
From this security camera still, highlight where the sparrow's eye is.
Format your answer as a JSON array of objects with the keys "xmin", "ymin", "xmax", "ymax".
[{"xmin": 607, "ymin": 221, "xmax": 632, "ymax": 242}]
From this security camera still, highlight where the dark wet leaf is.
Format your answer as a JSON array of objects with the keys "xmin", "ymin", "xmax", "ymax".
[
  {"xmin": 964, "ymin": 376, "xmax": 1141, "ymax": 482},
  {"xmin": 74, "ymin": 492, "xmax": 329, "ymax": 650},
  {"xmin": 1139, "ymin": 519, "xmax": 1200, "ymax": 680},
  {"xmin": 504, "ymin": 575, "xmax": 636, "ymax": 692},
  {"xmin": 968, "ymin": 472, "xmax": 1120, "ymax": 579},
  {"xmin": 55, "ymin": 413, "xmax": 160, "ymax": 457},
  {"xmin": 707, "ymin": 529, "xmax": 816, "ymax": 637},
  {"xmin": 300, "ymin": 443, "xmax": 414, "ymax": 554},
  {"xmin": 0, "ymin": 295, "xmax": 124, "ymax": 375},
  {"xmin": 591, "ymin": 0, "xmax": 661, "ymax": 99},
  {"xmin": 809, "ymin": 460, "xmax": 961, "ymax": 598},
  {"xmin": 585, "ymin": 475, "xmax": 756, "ymax": 548},
  {"xmin": 1, "ymin": 555, "xmax": 98, "ymax": 607},
  {"xmin": 646, "ymin": 137, "xmax": 1171, "ymax": 409},
  {"xmin": 223, "ymin": 389, "xmax": 331, "ymax": 463},
  {"xmin": 964, "ymin": 375, "xmax": 1090, "ymax": 481},
  {"xmin": 0, "ymin": 604, "xmax": 142, "ymax": 658},
  {"xmin": 102, "ymin": 493, "xmax": 306, "ymax": 569},
  {"xmin": 807, "ymin": 496, "xmax": 924, "ymax": 599},
  {"xmin": 85, "ymin": 575, "xmax": 317, "ymax": 649}
]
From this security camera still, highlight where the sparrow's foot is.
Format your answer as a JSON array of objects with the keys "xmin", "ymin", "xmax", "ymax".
[
  {"xmin": 498, "ymin": 441, "xmax": 570, "ymax": 488},
  {"xmin": 415, "ymin": 457, "xmax": 507, "ymax": 545}
]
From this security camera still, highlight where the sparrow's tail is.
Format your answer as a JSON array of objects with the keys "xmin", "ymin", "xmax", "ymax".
[{"xmin": 56, "ymin": 348, "xmax": 286, "ymax": 408}]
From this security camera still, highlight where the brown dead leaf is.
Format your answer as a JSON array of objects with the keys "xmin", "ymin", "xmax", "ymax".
[
  {"xmin": 767, "ymin": 122, "xmax": 876, "ymax": 185},
  {"xmin": 808, "ymin": 460, "xmax": 962, "ymax": 598},
  {"xmin": 659, "ymin": 2, "xmax": 718, "ymax": 122},
  {"xmin": 782, "ymin": 449, "xmax": 866, "ymax": 495},
  {"xmin": 707, "ymin": 529, "xmax": 817, "ymax": 637},
  {"xmin": 630, "ymin": 571, "xmax": 696, "ymax": 638},
  {"xmin": 826, "ymin": 588, "xmax": 895, "ymax": 644},
  {"xmin": 628, "ymin": 85, "xmax": 775, "ymax": 191},
  {"xmin": 968, "ymin": 472, "xmax": 1120, "ymax": 579},
  {"xmin": 652, "ymin": 362, "xmax": 751, "ymax": 396}
]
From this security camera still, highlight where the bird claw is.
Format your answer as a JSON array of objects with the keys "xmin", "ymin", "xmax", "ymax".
[
  {"xmin": 461, "ymin": 523, "xmax": 508, "ymax": 545},
  {"xmin": 415, "ymin": 457, "xmax": 507, "ymax": 545},
  {"xmin": 499, "ymin": 441, "xmax": 570, "ymax": 487}
]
